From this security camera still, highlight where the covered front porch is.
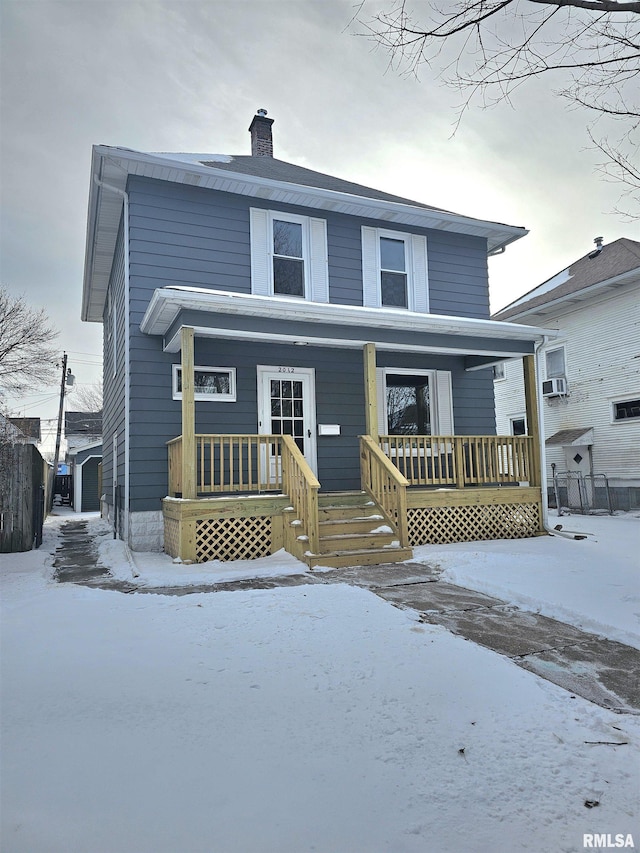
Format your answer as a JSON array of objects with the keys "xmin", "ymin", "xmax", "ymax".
[{"xmin": 164, "ymin": 326, "xmax": 544, "ymax": 567}]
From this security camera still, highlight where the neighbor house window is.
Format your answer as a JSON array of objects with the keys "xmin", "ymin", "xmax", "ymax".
[
  {"xmin": 493, "ymin": 363, "xmax": 506, "ymax": 381},
  {"xmin": 172, "ymin": 365, "xmax": 236, "ymax": 402},
  {"xmin": 510, "ymin": 416, "xmax": 527, "ymax": 436},
  {"xmin": 545, "ymin": 346, "xmax": 566, "ymax": 379},
  {"xmin": 249, "ymin": 208, "xmax": 329, "ymax": 303},
  {"xmin": 613, "ymin": 398, "xmax": 640, "ymax": 421},
  {"xmin": 362, "ymin": 226, "xmax": 429, "ymax": 313}
]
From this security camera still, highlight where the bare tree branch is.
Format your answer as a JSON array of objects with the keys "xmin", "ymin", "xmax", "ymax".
[
  {"xmin": 0, "ymin": 287, "xmax": 59, "ymax": 397},
  {"xmin": 357, "ymin": 0, "xmax": 639, "ymax": 213}
]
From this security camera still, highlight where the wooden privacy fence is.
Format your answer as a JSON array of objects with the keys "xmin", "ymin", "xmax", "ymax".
[
  {"xmin": 360, "ymin": 435, "xmax": 409, "ymax": 547},
  {"xmin": 379, "ymin": 435, "xmax": 535, "ymax": 488},
  {"xmin": 0, "ymin": 441, "xmax": 46, "ymax": 553}
]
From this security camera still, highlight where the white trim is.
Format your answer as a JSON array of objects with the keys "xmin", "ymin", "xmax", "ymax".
[
  {"xmin": 509, "ymin": 413, "xmax": 528, "ymax": 436},
  {"xmin": 256, "ymin": 365, "xmax": 317, "ymax": 475},
  {"xmin": 250, "ymin": 208, "xmax": 329, "ymax": 303},
  {"xmin": 610, "ymin": 395, "xmax": 640, "ymax": 424},
  {"xmin": 171, "ymin": 364, "xmax": 237, "ymax": 402},
  {"xmin": 378, "ymin": 367, "xmax": 454, "ymax": 435},
  {"xmin": 74, "ymin": 453, "xmax": 102, "ymax": 512},
  {"xmin": 83, "ymin": 145, "xmax": 528, "ymax": 324},
  {"xmin": 544, "ymin": 344, "xmax": 566, "ymax": 380},
  {"xmin": 142, "ymin": 286, "xmax": 555, "ymax": 343},
  {"xmin": 163, "ymin": 324, "xmax": 537, "ymax": 359},
  {"xmin": 362, "ymin": 226, "xmax": 429, "ymax": 313}
]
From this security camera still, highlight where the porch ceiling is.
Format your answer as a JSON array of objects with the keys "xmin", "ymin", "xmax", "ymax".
[{"xmin": 141, "ymin": 287, "xmax": 555, "ymax": 362}]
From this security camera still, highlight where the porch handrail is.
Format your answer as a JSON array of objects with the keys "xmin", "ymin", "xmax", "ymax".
[
  {"xmin": 167, "ymin": 434, "xmax": 284, "ymax": 496},
  {"xmin": 280, "ymin": 435, "xmax": 320, "ymax": 555},
  {"xmin": 360, "ymin": 435, "xmax": 409, "ymax": 548},
  {"xmin": 379, "ymin": 434, "xmax": 534, "ymax": 488}
]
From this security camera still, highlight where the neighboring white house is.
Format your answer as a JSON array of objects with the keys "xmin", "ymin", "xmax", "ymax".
[{"xmin": 493, "ymin": 237, "xmax": 640, "ymax": 511}]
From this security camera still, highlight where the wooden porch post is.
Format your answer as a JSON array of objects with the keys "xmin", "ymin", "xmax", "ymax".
[
  {"xmin": 363, "ymin": 343, "xmax": 378, "ymax": 441},
  {"xmin": 523, "ymin": 354, "xmax": 541, "ymax": 488},
  {"xmin": 181, "ymin": 326, "xmax": 196, "ymax": 500}
]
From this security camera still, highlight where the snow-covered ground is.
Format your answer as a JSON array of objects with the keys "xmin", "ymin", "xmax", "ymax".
[
  {"xmin": 416, "ymin": 510, "xmax": 640, "ymax": 651},
  {"xmin": 1, "ymin": 511, "xmax": 638, "ymax": 853}
]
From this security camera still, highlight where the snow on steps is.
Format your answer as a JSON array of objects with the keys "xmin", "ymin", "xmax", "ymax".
[{"xmin": 302, "ymin": 492, "xmax": 412, "ymax": 569}]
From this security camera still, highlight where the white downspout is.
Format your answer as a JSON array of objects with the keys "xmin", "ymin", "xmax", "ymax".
[{"xmin": 93, "ymin": 176, "xmax": 130, "ymax": 542}]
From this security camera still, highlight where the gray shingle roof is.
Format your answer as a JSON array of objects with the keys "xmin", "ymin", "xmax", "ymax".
[
  {"xmin": 65, "ymin": 411, "xmax": 103, "ymax": 436},
  {"xmin": 201, "ymin": 155, "xmax": 452, "ymax": 214},
  {"xmin": 494, "ymin": 238, "xmax": 640, "ymax": 321}
]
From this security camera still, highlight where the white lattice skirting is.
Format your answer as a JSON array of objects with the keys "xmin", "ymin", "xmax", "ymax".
[
  {"xmin": 408, "ymin": 502, "xmax": 541, "ymax": 545},
  {"xmin": 195, "ymin": 516, "xmax": 273, "ymax": 562}
]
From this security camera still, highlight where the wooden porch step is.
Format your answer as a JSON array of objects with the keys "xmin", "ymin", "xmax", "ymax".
[
  {"xmin": 319, "ymin": 516, "xmax": 389, "ymax": 536},
  {"xmin": 318, "ymin": 530, "xmax": 396, "ymax": 554},
  {"xmin": 318, "ymin": 491, "xmax": 372, "ymax": 507},
  {"xmin": 307, "ymin": 546, "xmax": 413, "ymax": 570}
]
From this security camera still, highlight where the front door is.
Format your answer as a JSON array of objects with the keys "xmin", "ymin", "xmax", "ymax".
[{"xmin": 257, "ymin": 366, "xmax": 318, "ymax": 476}]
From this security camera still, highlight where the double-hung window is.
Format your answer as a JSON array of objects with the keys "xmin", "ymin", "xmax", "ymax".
[
  {"xmin": 272, "ymin": 217, "xmax": 305, "ymax": 297},
  {"xmin": 250, "ymin": 208, "xmax": 329, "ymax": 302},
  {"xmin": 545, "ymin": 346, "xmax": 566, "ymax": 379},
  {"xmin": 380, "ymin": 236, "xmax": 409, "ymax": 308},
  {"xmin": 362, "ymin": 226, "xmax": 429, "ymax": 312}
]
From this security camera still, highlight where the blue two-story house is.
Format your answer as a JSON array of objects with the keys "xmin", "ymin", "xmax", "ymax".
[{"xmin": 82, "ymin": 110, "xmax": 553, "ymax": 568}]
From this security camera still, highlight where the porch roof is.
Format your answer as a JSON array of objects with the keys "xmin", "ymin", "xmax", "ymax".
[{"xmin": 141, "ymin": 286, "xmax": 556, "ymax": 365}]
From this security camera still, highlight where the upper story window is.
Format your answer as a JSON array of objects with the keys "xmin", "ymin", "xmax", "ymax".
[
  {"xmin": 380, "ymin": 237, "xmax": 409, "ymax": 308},
  {"xmin": 250, "ymin": 208, "xmax": 329, "ymax": 303},
  {"xmin": 273, "ymin": 218, "xmax": 304, "ymax": 297},
  {"xmin": 545, "ymin": 346, "xmax": 566, "ymax": 379},
  {"xmin": 362, "ymin": 227, "xmax": 429, "ymax": 313}
]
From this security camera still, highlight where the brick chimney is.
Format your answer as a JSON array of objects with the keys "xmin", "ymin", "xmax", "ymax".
[{"xmin": 249, "ymin": 109, "xmax": 274, "ymax": 157}]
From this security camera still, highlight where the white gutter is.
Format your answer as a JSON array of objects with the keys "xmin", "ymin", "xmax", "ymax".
[{"xmin": 93, "ymin": 176, "xmax": 130, "ymax": 542}]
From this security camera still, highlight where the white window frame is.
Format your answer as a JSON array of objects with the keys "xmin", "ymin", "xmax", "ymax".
[
  {"xmin": 610, "ymin": 396, "xmax": 640, "ymax": 424},
  {"xmin": 250, "ymin": 208, "xmax": 329, "ymax": 303},
  {"xmin": 172, "ymin": 365, "xmax": 237, "ymax": 402},
  {"xmin": 376, "ymin": 367, "xmax": 454, "ymax": 436},
  {"xmin": 545, "ymin": 345, "xmax": 566, "ymax": 380},
  {"xmin": 509, "ymin": 414, "xmax": 527, "ymax": 436},
  {"xmin": 270, "ymin": 211, "xmax": 310, "ymax": 299},
  {"xmin": 362, "ymin": 226, "xmax": 429, "ymax": 313}
]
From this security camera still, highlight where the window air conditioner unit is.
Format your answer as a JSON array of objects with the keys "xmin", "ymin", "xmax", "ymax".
[{"xmin": 542, "ymin": 377, "xmax": 567, "ymax": 397}]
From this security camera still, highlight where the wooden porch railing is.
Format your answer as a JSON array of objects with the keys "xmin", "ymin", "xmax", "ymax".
[
  {"xmin": 280, "ymin": 435, "xmax": 320, "ymax": 555},
  {"xmin": 360, "ymin": 435, "xmax": 409, "ymax": 548},
  {"xmin": 167, "ymin": 433, "xmax": 320, "ymax": 554},
  {"xmin": 379, "ymin": 435, "xmax": 535, "ymax": 488},
  {"xmin": 168, "ymin": 434, "xmax": 285, "ymax": 496}
]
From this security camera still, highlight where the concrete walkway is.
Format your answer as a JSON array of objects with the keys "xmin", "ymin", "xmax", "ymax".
[{"xmin": 52, "ymin": 520, "xmax": 640, "ymax": 715}]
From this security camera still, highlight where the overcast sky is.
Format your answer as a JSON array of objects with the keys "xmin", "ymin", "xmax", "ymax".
[{"xmin": 1, "ymin": 0, "xmax": 638, "ymax": 443}]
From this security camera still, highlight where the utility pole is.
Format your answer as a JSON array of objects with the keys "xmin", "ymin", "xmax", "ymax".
[{"xmin": 49, "ymin": 353, "xmax": 73, "ymax": 512}]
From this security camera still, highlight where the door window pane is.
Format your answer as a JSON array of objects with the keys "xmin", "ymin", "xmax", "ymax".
[{"xmin": 268, "ymin": 375, "xmax": 305, "ymax": 454}]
